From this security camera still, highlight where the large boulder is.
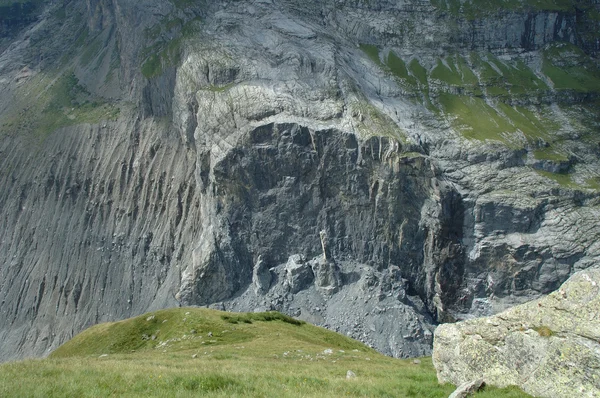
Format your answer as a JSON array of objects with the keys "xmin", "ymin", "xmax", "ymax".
[{"xmin": 433, "ymin": 268, "xmax": 600, "ymax": 398}]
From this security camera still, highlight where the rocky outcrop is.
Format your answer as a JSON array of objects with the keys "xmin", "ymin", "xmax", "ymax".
[
  {"xmin": 449, "ymin": 380, "xmax": 485, "ymax": 398},
  {"xmin": 0, "ymin": 0, "xmax": 599, "ymax": 362},
  {"xmin": 175, "ymin": 123, "xmax": 460, "ymax": 357},
  {"xmin": 433, "ymin": 268, "xmax": 600, "ymax": 398}
]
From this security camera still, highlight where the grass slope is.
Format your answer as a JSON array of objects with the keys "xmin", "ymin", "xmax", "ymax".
[
  {"xmin": 357, "ymin": 42, "xmax": 600, "ymax": 190},
  {"xmin": 0, "ymin": 308, "xmax": 532, "ymax": 397},
  {"xmin": 0, "ymin": 70, "xmax": 120, "ymax": 142}
]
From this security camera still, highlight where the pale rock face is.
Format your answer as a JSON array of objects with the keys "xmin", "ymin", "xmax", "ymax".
[
  {"xmin": 285, "ymin": 255, "xmax": 315, "ymax": 294},
  {"xmin": 0, "ymin": 0, "xmax": 599, "ymax": 362},
  {"xmin": 433, "ymin": 268, "xmax": 600, "ymax": 398}
]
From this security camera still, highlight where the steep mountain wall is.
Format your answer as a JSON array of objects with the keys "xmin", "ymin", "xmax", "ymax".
[{"xmin": 0, "ymin": 0, "xmax": 599, "ymax": 361}]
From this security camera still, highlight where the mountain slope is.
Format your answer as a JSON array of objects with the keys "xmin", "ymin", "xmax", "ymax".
[
  {"xmin": 0, "ymin": 0, "xmax": 599, "ymax": 361},
  {"xmin": 0, "ymin": 307, "xmax": 532, "ymax": 397}
]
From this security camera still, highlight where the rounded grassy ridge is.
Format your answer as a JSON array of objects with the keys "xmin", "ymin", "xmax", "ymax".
[
  {"xmin": 50, "ymin": 307, "xmax": 369, "ymax": 358},
  {"xmin": 1, "ymin": 307, "xmax": 532, "ymax": 397}
]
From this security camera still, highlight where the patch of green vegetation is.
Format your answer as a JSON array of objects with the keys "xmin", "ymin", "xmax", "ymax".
[
  {"xmin": 438, "ymin": 91, "xmax": 567, "ymax": 153},
  {"xmin": 496, "ymin": 59, "xmax": 547, "ymax": 94},
  {"xmin": 359, "ymin": 43, "xmax": 384, "ymax": 67},
  {"xmin": 432, "ymin": 53, "xmax": 583, "ymax": 153},
  {"xmin": 408, "ymin": 59, "xmax": 428, "ymax": 86},
  {"xmin": 533, "ymin": 325, "xmax": 555, "ymax": 337},
  {"xmin": 52, "ymin": 309, "xmax": 255, "ymax": 357},
  {"xmin": 526, "ymin": 0, "xmax": 578, "ymax": 11},
  {"xmin": 165, "ymin": 17, "xmax": 184, "ymax": 31},
  {"xmin": 205, "ymin": 83, "xmax": 235, "ymax": 92},
  {"xmin": 535, "ymin": 170, "xmax": 578, "ymax": 188},
  {"xmin": 532, "ymin": 147, "xmax": 568, "ymax": 161},
  {"xmin": 435, "ymin": 51, "xmax": 554, "ymax": 99},
  {"xmin": 497, "ymin": 103, "xmax": 551, "ymax": 140},
  {"xmin": 542, "ymin": 63, "xmax": 600, "ymax": 93},
  {"xmin": 456, "ymin": 56, "xmax": 479, "ymax": 85},
  {"xmin": 586, "ymin": 8, "xmax": 600, "ymax": 22},
  {"xmin": 144, "ymin": 24, "xmax": 162, "ymax": 41},
  {"xmin": 141, "ymin": 38, "xmax": 184, "ymax": 78},
  {"xmin": 430, "ymin": 59, "xmax": 459, "ymax": 85},
  {"xmin": 470, "ymin": 53, "xmax": 502, "ymax": 83},
  {"xmin": 385, "ymin": 51, "xmax": 419, "ymax": 88},
  {"xmin": 584, "ymin": 177, "xmax": 600, "ymax": 191},
  {"xmin": 431, "ymin": 55, "xmax": 480, "ymax": 92},
  {"xmin": 141, "ymin": 53, "xmax": 162, "ymax": 79},
  {"xmin": 429, "ymin": 0, "xmax": 444, "ymax": 10},
  {"xmin": 438, "ymin": 93, "xmax": 516, "ymax": 143},
  {"xmin": 0, "ymin": 307, "xmax": 533, "ymax": 398},
  {"xmin": 181, "ymin": 17, "xmax": 202, "ymax": 36},
  {"xmin": 543, "ymin": 41, "xmax": 588, "ymax": 60},
  {"xmin": 559, "ymin": 102, "xmax": 600, "ymax": 148},
  {"xmin": 0, "ymin": 71, "xmax": 120, "ymax": 141},
  {"xmin": 350, "ymin": 100, "xmax": 408, "ymax": 143},
  {"xmin": 450, "ymin": 0, "xmax": 465, "ymax": 14},
  {"xmin": 143, "ymin": 16, "xmax": 185, "ymax": 43},
  {"xmin": 539, "ymin": 171, "xmax": 600, "ymax": 191},
  {"xmin": 222, "ymin": 311, "xmax": 305, "ymax": 326},
  {"xmin": 386, "ymin": 51, "xmax": 409, "ymax": 79},
  {"xmin": 405, "ymin": 58, "xmax": 433, "ymax": 108},
  {"xmin": 540, "ymin": 42, "xmax": 600, "ymax": 92},
  {"xmin": 485, "ymin": 86, "xmax": 510, "ymax": 97},
  {"xmin": 140, "ymin": 18, "xmax": 202, "ymax": 79},
  {"xmin": 360, "ymin": 46, "xmax": 421, "ymax": 91},
  {"xmin": 37, "ymin": 73, "xmax": 118, "ymax": 135}
]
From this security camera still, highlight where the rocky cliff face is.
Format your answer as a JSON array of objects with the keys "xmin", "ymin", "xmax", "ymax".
[{"xmin": 0, "ymin": 0, "xmax": 599, "ymax": 361}]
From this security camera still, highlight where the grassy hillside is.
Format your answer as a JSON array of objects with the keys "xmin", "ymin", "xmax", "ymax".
[
  {"xmin": 357, "ymin": 42, "xmax": 600, "ymax": 191},
  {"xmin": 0, "ymin": 308, "xmax": 532, "ymax": 397}
]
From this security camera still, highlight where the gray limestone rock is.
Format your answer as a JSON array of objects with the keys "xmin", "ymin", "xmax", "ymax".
[
  {"xmin": 448, "ymin": 380, "xmax": 485, "ymax": 398},
  {"xmin": 0, "ymin": 0, "xmax": 599, "ymax": 362},
  {"xmin": 310, "ymin": 258, "xmax": 341, "ymax": 295},
  {"xmin": 433, "ymin": 268, "xmax": 600, "ymax": 398},
  {"xmin": 252, "ymin": 256, "xmax": 272, "ymax": 294},
  {"xmin": 285, "ymin": 255, "xmax": 314, "ymax": 294}
]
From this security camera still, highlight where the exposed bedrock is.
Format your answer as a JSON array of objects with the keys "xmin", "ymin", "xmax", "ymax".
[
  {"xmin": 433, "ymin": 268, "xmax": 600, "ymax": 398},
  {"xmin": 0, "ymin": 0, "xmax": 599, "ymax": 362},
  {"xmin": 174, "ymin": 122, "xmax": 464, "ymax": 357}
]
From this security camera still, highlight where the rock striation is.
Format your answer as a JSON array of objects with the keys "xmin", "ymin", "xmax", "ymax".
[
  {"xmin": 433, "ymin": 268, "xmax": 600, "ymax": 398},
  {"xmin": 0, "ymin": 0, "xmax": 599, "ymax": 361}
]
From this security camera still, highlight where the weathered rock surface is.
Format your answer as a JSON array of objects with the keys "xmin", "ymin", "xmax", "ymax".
[
  {"xmin": 0, "ymin": 0, "xmax": 599, "ymax": 361},
  {"xmin": 433, "ymin": 268, "xmax": 600, "ymax": 398},
  {"xmin": 448, "ymin": 379, "xmax": 485, "ymax": 398}
]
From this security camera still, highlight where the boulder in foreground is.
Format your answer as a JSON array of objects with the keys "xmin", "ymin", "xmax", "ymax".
[{"xmin": 433, "ymin": 269, "xmax": 600, "ymax": 398}]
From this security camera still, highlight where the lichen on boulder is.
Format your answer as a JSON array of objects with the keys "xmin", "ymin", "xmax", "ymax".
[{"xmin": 433, "ymin": 268, "xmax": 600, "ymax": 398}]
